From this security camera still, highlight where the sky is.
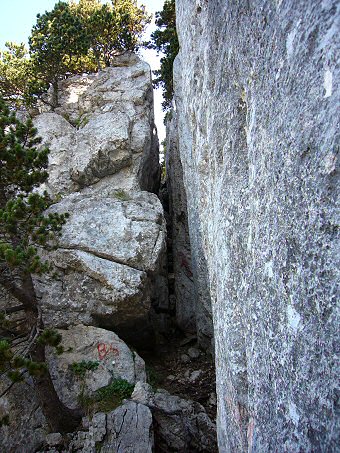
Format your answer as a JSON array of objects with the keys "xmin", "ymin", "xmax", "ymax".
[{"xmin": 0, "ymin": 0, "xmax": 166, "ymax": 143}]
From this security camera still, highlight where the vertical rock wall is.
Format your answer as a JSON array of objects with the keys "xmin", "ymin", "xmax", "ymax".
[
  {"xmin": 167, "ymin": 114, "xmax": 214, "ymax": 349},
  {"xmin": 173, "ymin": 1, "xmax": 339, "ymax": 451}
]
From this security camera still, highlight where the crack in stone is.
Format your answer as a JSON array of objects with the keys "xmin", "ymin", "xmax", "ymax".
[{"xmin": 56, "ymin": 245, "xmax": 145, "ymax": 273}]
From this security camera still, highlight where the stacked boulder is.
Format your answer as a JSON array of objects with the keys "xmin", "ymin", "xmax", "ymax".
[
  {"xmin": 34, "ymin": 53, "xmax": 168, "ymax": 345},
  {"xmin": 1, "ymin": 54, "xmax": 165, "ymax": 452}
]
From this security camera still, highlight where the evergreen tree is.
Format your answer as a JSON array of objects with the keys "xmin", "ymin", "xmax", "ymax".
[
  {"xmin": 0, "ymin": 1, "xmax": 151, "ymax": 109},
  {"xmin": 149, "ymin": 0, "xmax": 179, "ymax": 110},
  {"xmin": 29, "ymin": 1, "xmax": 91, "ymax": 108},
  {"xmin": 70, "ymin": 0, "xmax": 151, "ymax": 69},
  {"xmin": 0, "ymin": 97, "xmax": 81, "ymax": 432},
  {"xmin": 0, "ymin": 43, "xmax": 34, "ymax": 108}
]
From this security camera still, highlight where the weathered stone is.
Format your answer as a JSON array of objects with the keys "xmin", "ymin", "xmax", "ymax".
[
  {"xmin": 187, "ymin": 346, "xmax": 201, "ymax": 359},
  {"xmin": 30, "ymin": 55, "xmax": 168, "ymax": 343},
  {"xmin": 68, "ymin": 412, "xmax": 107, "ymax": 453},
  {"xmin": 0, "ymin": 377, "xmax": 48, "ymax": 453},
  {"xmin": 166, "ymin": 116, "xmax": 197, "ymax": 335},
  {"xmin": 45, "ymin": 432, "xmax": 63, "ymax": 447},
  {"xmin": 46, "ymin": 325, "xmax": 146, "ymax": 410},
  {"xmin": 174, "ymin": 1, "xmax": 339, "ymax": 452},
  {"xmin": 34, "ymin": 190, "xmax": 167, "ymax": 342},
  {"xmin": 181, "ymin": 353, "xmax": 190, "ymax": 363},
  {"xmin": 89, "ymin": 412, "xmax": 107, "ymax": 443},
  {"xmin": 1, "ymin": 54, "xmax": 166, "ymax": 453},
  {"xmin": 101, "ymin": 401, "xmax": 154, "ymax": 453},
  {"xmin": 69, "ymin": 430, "xmax": 96, "ymax": 453},
  {"xmin": 35, "ymin": 54, "xmax": 160, "ymax": 196},
  {"xmin": 189, "ymin": 370, "xmax": 203, "ymax": 382},
  {"xmin": 132, "ymin": 382, "xmax": 217, "ymax": 452}
]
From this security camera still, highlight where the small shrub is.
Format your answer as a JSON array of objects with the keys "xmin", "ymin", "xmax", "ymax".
[
  {"xmin": 113, "ymin": 190, "xmax": 130, "ymax": 201},
  {"xmin": 76, "ymin": 115, "xmax": 89, "ymax": 129},
  {"xmin": 71, "ymin": 360, "xmax": 99, "ymax": 378},
  {"xmin": 78, "ymin": 378, "xmax": 134, "ymax": 414}
]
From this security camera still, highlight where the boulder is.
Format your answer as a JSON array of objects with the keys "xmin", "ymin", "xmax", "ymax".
[
  {"xmin": 132, "ymin": 382, "xmax": 217, "ymax": 452},
  {"xmin": 68, "ymin": 402, "xmax": 153, "ymax": 453},
  {"xmin": 34, "ymin": 54, "xmax": 160, "ymax": 196},
  {"xmin": 101, "ymin": 401, "xmax": 154, "ymax": 453},
  {"xmin": 35, "ymin": 191, "xmax": 167, "ymax": 341},
  {"xmin": 46, "ymin": 325, "xmax": 146, "ymax": 410}
]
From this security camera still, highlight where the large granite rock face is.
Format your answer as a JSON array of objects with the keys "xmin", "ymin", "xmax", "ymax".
[
  {"xmin": 32, "ymin": 54, "xmax": 168, "ymax": 344},
  {"xmin": 166, "ymin": 116, "xmax": 197, "ymax": 335},
  {"xmin": 174, "ymin": 1, "xmax": 339, "ymax": 452}
]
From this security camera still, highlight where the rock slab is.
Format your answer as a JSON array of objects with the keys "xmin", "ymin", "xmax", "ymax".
[
  {"xmin": 174, "ymin": 1, "xmax": 340, "ymax": 452},
  {"xmin": 132, "ymin": 381, "xmax": 217, "ymax": 452}
]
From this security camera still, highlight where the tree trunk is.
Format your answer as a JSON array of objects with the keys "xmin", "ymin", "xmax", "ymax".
[
  {"xmin": 94, "ymin": 50, "xmax": 102, "ymax": 71},
  {"xmin": 51, "ymin": 79, "xmax": 59, "ymax": 110},
  {"xmin": 31, "ymin": 340, "xmax": 82, "ymax": 432},
  {"xmin": 6, "ymin": 273, "xmax": 82, "ymax": 432}
]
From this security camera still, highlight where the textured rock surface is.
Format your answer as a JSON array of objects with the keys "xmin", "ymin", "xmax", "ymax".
[
  {"xmin": 35, "ymin": 190, "xmax": 167, "ymax": 341},
  {"xmin": 46, "ymin": 325, "xmax": 146, "ymax": 410},
  {"xmin": 175, "ymin": 1, "xmax": 339, "ymax": 452},
  {"xmin": 101, "ymin": 401, "xmax": 154, "ymax": 453},
  {"xmin": 35, "ymin": 54, "xmax": 159, "ymax": 196},
  {"xmin": 132, "ymin": 381, "xmax": 217, "ymax": 452},
  {"xmin": 166, "ymin": 116, "xmax": 196, "ymax": 334},
  {"xmin": 0, "ymin": 54, "xmax": 167, "ymax": 453},
  {"xmin": 31, "ymin": 54, "xmax": 168, "ymax": 344},
  {"xmin": 0, "ymin": 378, "xmax": 48, "ymax": 453},
  {"xmin": 67, "ymin": 403, "xmax": 153, "ymax": 453}
]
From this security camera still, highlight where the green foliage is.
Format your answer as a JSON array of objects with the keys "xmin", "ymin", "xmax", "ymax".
[
  {"xmin": 96, "ymin": 378, "xmax": 134, "ymax": 401},
  {"xmin": 78, "ymin": 378, "xmax": 134, "ymax": 413},
  {"xmin": 0, "ymin": 98, "xmax": 69, "ymax": 274},
  {"xmin": 70, "ymin": 0, "xmax": 151, "ymax": 69},
  {"xmin": 71, "ymin": 360, "xmax": 100, "ymax": 377},
  {"xmin": 37, "ymin": 328, "xmax": 62, "ymax": 347},
  {"xmin": 0, "ymin": 330, "xmax": 60, "ymax": 380},
  {"xmin": 0, "ymin": 43, "xmax": 34, "ymax": 108},
  {"xmin": 0, "ymin": 1, "xmax": 151, "ymax": 109},
  {"xmin": 0, "ymin": 99, "xmax": 68, "ymax": 395},
  {"xmin": 0, "ymin": 340, "xmax": 12, "ymax": 367},
  {"xmin": 149, "ymin": 0, "xmax": 178, "ymax": 110},
  {"xmin": 29, "ymin": 1, "xmax": 91, "ymax": 107},
  {"xmin": 75, "ymin": 114, "xmax": 89, "ymax": 129},
  {"xmin": 113, "ymin": 189, "xmax": 130, "ymax": 201}
]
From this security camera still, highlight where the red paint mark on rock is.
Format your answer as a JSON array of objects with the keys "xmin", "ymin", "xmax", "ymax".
[{"xmin": 97, "ymin": 343, "xmax": 120, "ymax": 360}]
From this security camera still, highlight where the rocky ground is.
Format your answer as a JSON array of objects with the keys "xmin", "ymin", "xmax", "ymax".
[{"xmin": 140, "ymin": 330, "xmax": 217, "ymax": 422}]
